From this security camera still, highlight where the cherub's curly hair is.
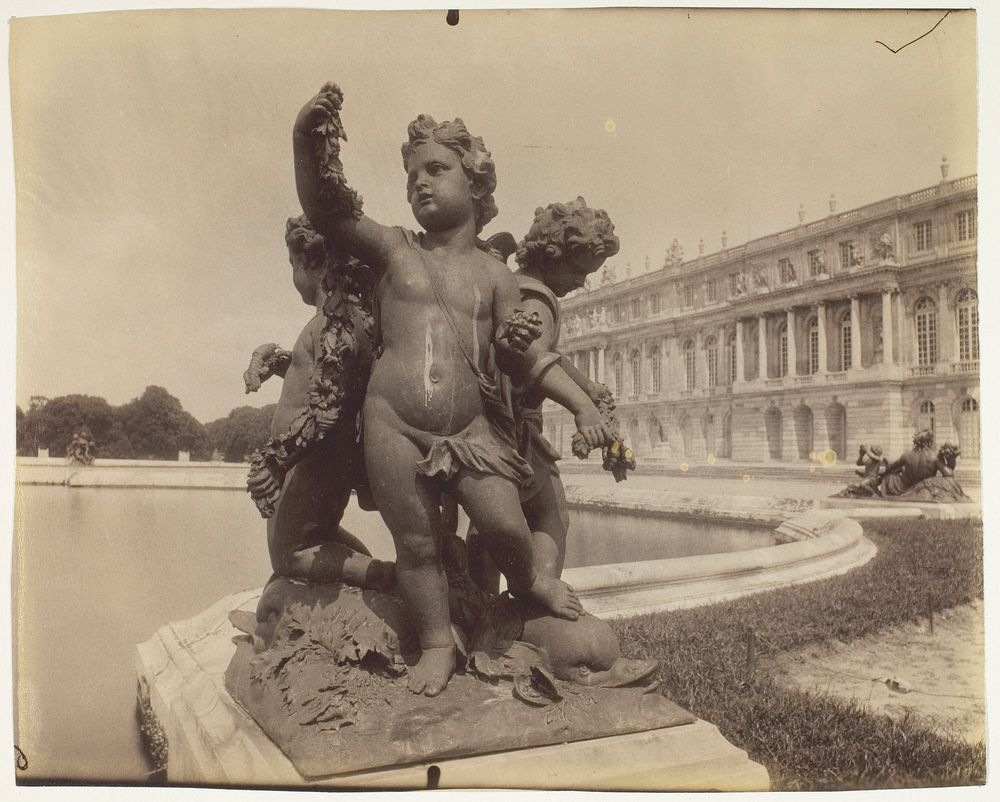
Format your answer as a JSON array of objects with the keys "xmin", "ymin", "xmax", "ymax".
[
  {"xmin": 401, "ymin": 115, "xmax": 498, "ymax": 233},
  {"xmin": 912, "ymin": 429, "xmax": 935, "ymax": 449},
  {"xmin": 515, "ymin": 197, "xmax": 620, "ymax": 272},
  {"xmin": 285, "ymin": 215, "xmax": 326, "ymax": 270}
]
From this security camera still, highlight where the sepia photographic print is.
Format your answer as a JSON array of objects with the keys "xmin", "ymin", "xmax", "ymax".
[{"xmin": 3, "ymin": 2, "xmax": 996, "ymax": 800}]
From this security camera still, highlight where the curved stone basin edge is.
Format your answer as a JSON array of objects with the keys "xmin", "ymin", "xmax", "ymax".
[{"xmin": 567, "ymin": 511, "xmax": 875, "ymax": 619}]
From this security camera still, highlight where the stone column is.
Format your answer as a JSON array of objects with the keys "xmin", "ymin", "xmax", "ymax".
[
  {"xmin": 816, "ymin": 302, "xmax": 828, "ymax": 374},
  {"xmin": 735, "ymin": 319, "xmax": 745, "ymax": 383},
  {"xmin": 597, "ymin": 346, "xmax": 606, "ymax": 385},
  {"xmin": 881, "ymin": 289, "xmax": 895, "ymax": 364},
  {"xmin": 937, "ymin": 284, "xmax": 954, "ymax": 363},
  {"xmin": 785, "ymin": 308, "xmax": 797, "ymax": 377},
  {"xmin": 850, "ymin": 295, "xmax": 862, "ymax": 370},
  {"xmin": 695, "ymin": 330, "xmax": 704, "ymax": 388},
  {"xmin": 757, "ymin": 314, "xmax": 768, "ymax": 379}
]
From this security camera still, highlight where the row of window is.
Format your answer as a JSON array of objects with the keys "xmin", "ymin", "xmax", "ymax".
[
  {"xmin": 672, "ymin": 210, "xmax": 976, "ymax": 309},
  {"xmin": 592, "ymin": 289, "xmax": 979, "ymax": 396}
]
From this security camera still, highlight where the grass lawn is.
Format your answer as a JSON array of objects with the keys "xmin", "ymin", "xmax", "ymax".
[{"xmin": 612, "ymin": 517, "xmax": 985, "ymax": 791}]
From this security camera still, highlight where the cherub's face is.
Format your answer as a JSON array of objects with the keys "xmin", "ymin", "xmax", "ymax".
[
  {"xmin": 290, "ymin": 250, "xmax": 322, "ymax": 305},
  {"xmin": 406, "ymin": 141, "xmax": 477, "ymax": 232},
  {"xmin": 545, "ymin": 251, "xmax": 606, "ymax": 297}
]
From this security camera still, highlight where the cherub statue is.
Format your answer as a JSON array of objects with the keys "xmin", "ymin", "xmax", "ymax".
[
  {"xmin": 291, "ymin": 82, "xmax": 580, "ymax": 696},
  {"xmin": 752, "ymin": 265, "xmax": 770, "ymax": 291},
  {"xmin": 835, "ymin": 444, "xmax": 887, "ymax": 497}
]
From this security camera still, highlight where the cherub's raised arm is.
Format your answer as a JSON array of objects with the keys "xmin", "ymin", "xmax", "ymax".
[{"xmin": 293, "ymin": 83, "xmax": 396, "ymax": 272}]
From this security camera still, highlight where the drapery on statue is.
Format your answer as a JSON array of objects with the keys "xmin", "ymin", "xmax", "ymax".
[
  {"xmin": 834, "ymin": 430, "xmax": 972, "ymax": 503},
  {"xmin": 65, "ymin": 430, "xmax": 95, "ymax": 465}
]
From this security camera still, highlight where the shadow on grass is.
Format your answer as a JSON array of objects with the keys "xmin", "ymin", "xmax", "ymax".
[{"xmin": 612, "ymin": 518, "xmax": 985, "ymax": 790}]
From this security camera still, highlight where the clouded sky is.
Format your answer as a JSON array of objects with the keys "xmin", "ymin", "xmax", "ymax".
[{"xmin": 9, "ymin": 4, "xmax": 981, "ymax": 423}]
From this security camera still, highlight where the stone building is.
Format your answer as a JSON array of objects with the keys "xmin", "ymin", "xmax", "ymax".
[{"xmin": 546, "ymin": 168, "xmax": 979, "ymax": 466}]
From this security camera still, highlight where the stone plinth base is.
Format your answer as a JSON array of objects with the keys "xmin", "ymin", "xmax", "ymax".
[{"xmin": 135, "ymin": 590, "xmax": 769, "ymax": 791}]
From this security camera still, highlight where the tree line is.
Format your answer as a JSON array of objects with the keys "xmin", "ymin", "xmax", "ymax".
[{"xmin": 15, "ymin": 386, "xmax": 275, "ymax": 462}]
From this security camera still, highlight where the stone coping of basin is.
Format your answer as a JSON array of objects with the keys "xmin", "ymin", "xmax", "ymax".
[
  {"xmin": 14, "ymin": 458, "xmax": 982, "ymax": 521},
  {"xmin": 562, "ymin": 484, "xmax": 813, "ymax": 525},
  {"xmin": 135, "ymin": 589, "xmax": 770, "ymax": 791},
  {"xmin": 566, "ymin": 509, "xmax": 877, "ymax": 619}
]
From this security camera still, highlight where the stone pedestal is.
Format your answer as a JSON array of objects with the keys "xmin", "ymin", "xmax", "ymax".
[{"xmin": 135, "ymin": 590, "xmax": 770, "ymax": 791}]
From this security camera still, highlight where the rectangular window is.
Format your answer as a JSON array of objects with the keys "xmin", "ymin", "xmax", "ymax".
[
  {"xmin": 914, "ymin": 220, "xmax": 933, "ymax": 251},
  {"xmin": 778, "ymin": 258, "xmax": 795, "ymax": 284},
  {"xmin": 705, "ymin": 278, "xmax": 718, "ymax": 303},
  {"xmin": 958, "ymin": 306, "xmax": 979, "ymax": 361},
  {"xmin": 649, "ymin": 294, "xmax": 661, "ymax": 314},
  {"xmin": 839, "ymin": 241, "xmax": 854, "ymax": 269},
  {"xmin": 613, "ymin": 304, "xmax": 624, "ymax": 323},
  {"xmin": 684, "ymin": 349, "xmax": 696, "ymax": 391},
  {"xmin": 841, "ymin": 319, "xmax": 852, "ymax": 370},
  {"xmin": 706, "ymin": 346, "xmax": 718, "ymax": 388},
  {"xmin": 807, "ymin": 250, "xmax": 822, "ymax": 277},
  {"xmin": 916, "ymin": 311, "xmax": 938, "ymax": 366},
  {"xmin": 729, "ymin": 273, "xmax": 740, "ymax": 297},
  {"xmin": 956, "ymin": 210, "xmax": 976, "ymax": 242},
  {"xmin": 650, "ymin": 353, "xmax": 661, "ymax": 393},
  {"xmin": 809, "ymin": 329, "xmax": 819, "ymax": 374},
  {"xmin": 630, "ymin": 298, "xmax": 642, "ymax": 319},
  {"xmin": 683, "ymin": 285, "xmax": 695, "ymax": 308}
]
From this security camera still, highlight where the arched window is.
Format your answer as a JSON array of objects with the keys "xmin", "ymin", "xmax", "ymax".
[
  {"xmin": 704, "ymin": 336, "xmax": 719, "ymax": 388},
  {"xmin": 957, "ymin": 288, "xmax": 979, "ymax": 363},
  {"xmin": 649, "ymin": 346, "xmax": 661, "ymax": 394},
  {"xmin": 612, "ymin": 353, "xmax": 624, "ymax": 398},
  {"xmin": 727, "ymin": 333, "xmax": 737, "ymax": 385},
  {"xmin": 915, "ymin": 297, "xmax": 938, "ymax": 366},
  {"xmin": 840, "ymin": 311, "xmax": 852, "ymax": 370},
  {"xmin": 777, "ymin": 323, "xmax": 788, "ymax": 378},
  {"xmin": 808, "ymin": 317, "xmax": 820, "ymax": 374},
  {"xmin": 630, "ymin": 350, "xmax": 641, "ymax": 396},
  {"xmin": 683, "ymin": 339, "xmax": 696, "ymax": 391},
  {"xmin": 917, "ymin": 400, "xmax": 935, "ymax": 435}
]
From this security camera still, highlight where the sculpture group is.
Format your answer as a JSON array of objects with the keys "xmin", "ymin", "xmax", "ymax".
[
  {"xmin": 836, "ymin": 429, "xmax": 971, "ymax": 502},
  {"xmin": 223, "ymin": 82, "xmax": 658, "ymax": 773}
]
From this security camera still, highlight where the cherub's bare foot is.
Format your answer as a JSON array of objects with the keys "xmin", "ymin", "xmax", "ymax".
[
  {"xmin": 521, "ymin": 574, "xmax": 582, "ymax": 621},
  {"xmin": 407, "ymin": 645, "xmax": 455, "ymax": 697}
]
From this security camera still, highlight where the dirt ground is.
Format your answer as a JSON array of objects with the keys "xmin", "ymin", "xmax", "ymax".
[{"xmin": 763, "ymin": 601, "xmax": 986, "ymax": 744}]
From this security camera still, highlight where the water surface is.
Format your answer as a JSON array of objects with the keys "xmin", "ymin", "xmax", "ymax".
[{"xmin": 13, "ymin": 483, "xmax": 771, "ymax": 782}]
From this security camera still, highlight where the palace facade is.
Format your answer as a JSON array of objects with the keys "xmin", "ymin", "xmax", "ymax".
[{"xmin": 545, "ymin": 171, "xmax": 980, "ymax": 466}]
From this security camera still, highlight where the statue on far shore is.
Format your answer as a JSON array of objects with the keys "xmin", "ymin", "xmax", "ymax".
[
  {"xmin": 66, "ymin": 430, "xmax": 95, "ymax": 465},
  {"xmin": 833, "ymin": 430, "xmax": 971, "ymax": 502},
  {"xmin": 834, "ymin": 444, "xmax": 888, "ymax": 497}
]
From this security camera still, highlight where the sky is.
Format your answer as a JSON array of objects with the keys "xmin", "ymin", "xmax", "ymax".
[{"xmin": 6, "ymin": 5, "xmax": 983, "ymax": 426}]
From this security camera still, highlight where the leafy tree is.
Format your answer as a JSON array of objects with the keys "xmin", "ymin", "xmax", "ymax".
[
  {"xmin": 116, "ymin": 386, "xmax": 211, "ymax": 460},
  {"xmin": 16, "ymin": 394, "xmax": 117, "ymax": 457},
  {"xmin": 205, "ymin": 405, "xmax": 275, "ymax": 462}
]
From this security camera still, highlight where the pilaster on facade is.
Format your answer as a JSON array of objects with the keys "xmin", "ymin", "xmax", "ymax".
[{"xmin": 546, "ymin": 174, "xmax": 979, "ymax": 464}]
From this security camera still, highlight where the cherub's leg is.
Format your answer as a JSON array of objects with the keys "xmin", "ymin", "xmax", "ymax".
[
  {"xmin": 521, "ymin": 473, "xmax": 570, "ymax": 579},
  {"xmin": 268, "ymin": 449, "xmax": 394, "ymax": 592},
  {"xmin": 364, "ymin": 421, "xmax": 454, "ymax": 697},
  {"xmin": 452, "ymin": 472, "xmax": 581, "ymax": 620},
  {"xmin": 466, "ymin": 525, "xmax": 501, "ymax": 595}
]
